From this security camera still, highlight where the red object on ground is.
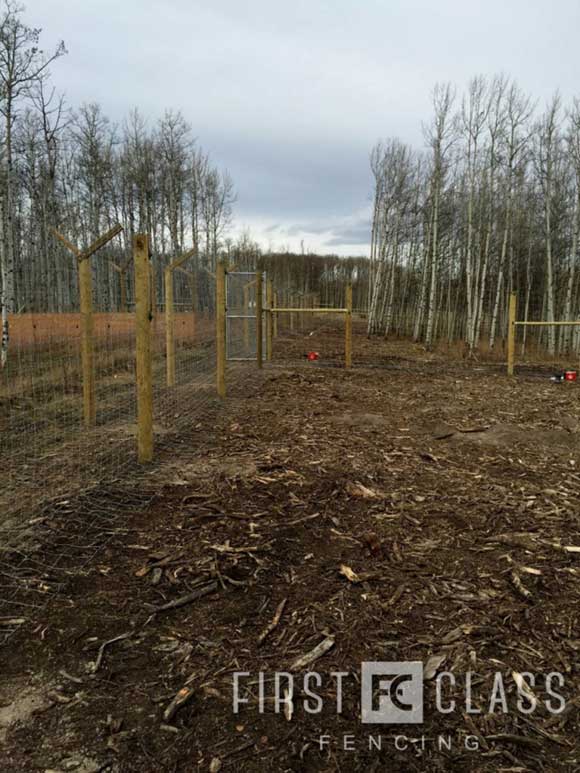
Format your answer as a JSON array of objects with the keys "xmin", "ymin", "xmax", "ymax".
[
  {"xmin": 565, "ymin": 370, "xmax": 577, "ymax": 381},
  {"xmin": 307, "ymin": 351, "xmax": 319, "ymax": 361}
]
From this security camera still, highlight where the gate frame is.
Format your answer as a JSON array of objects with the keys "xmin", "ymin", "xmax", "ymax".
[
  {"xmin": 507, "ymin": 291, "xmax": 580, "ymax": 376},
  {"xmin": 266, "ymin": 281, "xmax": 353, "ymax": 368}
]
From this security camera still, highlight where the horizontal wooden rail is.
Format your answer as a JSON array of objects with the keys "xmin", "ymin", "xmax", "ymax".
[
  {"xmin": 514, "ymin": 320, "xmax": 580, "ymax": 326},
  {"xmin": 507, "ymin": 290, "xmax": 580, "ymax": 377},
  {"xmin": 268, "ymin": 307, "xmax": 348, "ymax": 314}
]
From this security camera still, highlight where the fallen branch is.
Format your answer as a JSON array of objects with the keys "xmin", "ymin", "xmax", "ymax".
[
  {"xmin": 486, "ymin": 533, "xmax": 538, "ymax": 551},
  {"xmin": 163, "ymin": 685, "xmax": 195, "ymax": 723},
  {"xmin": 210, "ymin": 542, "xmax": 270, "ymax": 554},
  {"xmin": 258, "ymin": 598, "xmax": 287, "ymax": 645},
  {"xmin": 511, "ymin": 571, "xmax": 532, "ymax": 600},
  {"xmin": 93, "ymin": 631, "xmax": 133, "ymax": 672},
  {"xmin": 290, "ymin": 636, "xmax": 335, "ymax": 671},
  {"xmin": 154, "ymin": 581, "xmax": 218, "ymax": 613}
]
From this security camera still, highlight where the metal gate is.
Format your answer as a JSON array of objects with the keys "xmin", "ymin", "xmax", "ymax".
[{"xmin": 226, "ymin": 271, "xmax": 265, "ymax": 361}]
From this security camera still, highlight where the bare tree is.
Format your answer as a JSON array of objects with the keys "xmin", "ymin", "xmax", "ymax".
[
  {"xmin": 535, "ymin": 94, "xmax": 562, "ymax": 355},
  {"xmin": 0, "ymin": 0, "xmax": 65, "ymax": 365},
  {"xmin": 423, "ymin": 82, "xmax": 456, "ymax": 349}
]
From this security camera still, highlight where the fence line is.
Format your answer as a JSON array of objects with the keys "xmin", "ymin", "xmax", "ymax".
[
  {"xmin": 1, "ymin": 259, "xmax": 356, "ymax": 543},
  {"xmin": 1, "ymin": 237, "xmax": 240, "ymax": 540}
]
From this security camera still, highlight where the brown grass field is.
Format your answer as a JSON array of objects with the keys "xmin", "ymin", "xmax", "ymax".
[{"xmin": 8, "ymin": 312, "xmax": 200, "ymax": 347}]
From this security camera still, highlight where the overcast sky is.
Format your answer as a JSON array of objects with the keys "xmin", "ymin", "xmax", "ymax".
[{"xmin": 28, "ymin": 0, "xmax": 580, "ymax": 255}]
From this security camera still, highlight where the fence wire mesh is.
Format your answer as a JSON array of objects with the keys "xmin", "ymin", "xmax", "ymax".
[
  {"xmin": 0, "ymin": 257, "xmax": 235, "ymax": 644},
  {"xmin": 153, "ymin": 267, "xmax": 218, "ymax": 436},
  {"xmin": 1, "ymin": 311, "xmax": 136, "ymax": 538},
  {"xmin": 0, "ymin": 261, "xmax": 221, "ymax": 547}
]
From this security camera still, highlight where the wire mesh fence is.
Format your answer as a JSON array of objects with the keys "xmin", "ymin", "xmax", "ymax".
[
  {"xmin": 1, "ymin": 265, "xmax": 354, "ymax": 554},
  {"xmin": 153, "ymin": 267, "xmax": 219, "ymax": 436},
  {"xmin": 0, "ymin": 261, "xmax": 223, "ymax": 549},
  {"xmin": 0, "ymin": 261, "xmax": 359, "ymax": 646},
  {"xmin": 1, "ymin": 312, "xmax": 133, "ymax": 537}
]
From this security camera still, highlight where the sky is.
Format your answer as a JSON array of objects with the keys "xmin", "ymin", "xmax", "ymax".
[{"xmin": 27, "ymin": 0, "xmax": 580, "ymax": 256}]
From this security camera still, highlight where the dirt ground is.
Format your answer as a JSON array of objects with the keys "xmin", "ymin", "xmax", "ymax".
[{"xmin": 2, "ymin": 330, "xmax": 580, "ymax": 772}]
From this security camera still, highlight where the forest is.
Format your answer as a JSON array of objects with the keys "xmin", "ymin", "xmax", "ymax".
[{"xmin": 368, "ymin": 77, "xmax": 580, "ymax": 354}]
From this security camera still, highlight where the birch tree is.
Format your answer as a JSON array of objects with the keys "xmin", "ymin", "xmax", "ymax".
[
  {"xmin": 423, "ymin": 82, "xmax": 456, "ymax": 349},
  {"xmin": 0, "ymin": 0, "xmax": 65, "ymax": 366},
  {"xmin": 535, "ymin": 94, "xmax": 562, "ymax": 355}
]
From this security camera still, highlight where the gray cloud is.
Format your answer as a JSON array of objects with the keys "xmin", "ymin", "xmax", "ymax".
[{"xmin": 325, "ymin": 226, "xmax": 372, "ymax": 247}]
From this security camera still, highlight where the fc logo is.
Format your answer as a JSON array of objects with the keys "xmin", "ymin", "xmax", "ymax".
[{"xmin": 361, "ymin": 662, "xmax": 424, "ymax": 724}]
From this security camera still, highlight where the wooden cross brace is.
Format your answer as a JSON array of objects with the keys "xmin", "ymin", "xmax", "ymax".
[{"xmin": 50, "ymin": 223, "xmax": 124, "ymax": 427}]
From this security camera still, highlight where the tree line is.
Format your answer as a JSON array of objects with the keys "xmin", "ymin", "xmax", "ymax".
[
  {"xmin": 368, "ymin": 75, "xmax": 580, "ymax": 355},
  {"xmin": 0, "ymin": 1, "xmax": 235, "ymax": 366},
  {"xmin": 228, "ymin": 235, "xmax": 368, "ymax": 312}
]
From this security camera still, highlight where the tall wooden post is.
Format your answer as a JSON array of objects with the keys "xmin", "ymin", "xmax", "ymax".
[
  {"xmin": 135, "ymin": 234, "xmax": 153, "ymax": 463},
  {"xmin": 165, "ymin": 267, "xmax": 175, "ymax": 386},
  {"xmin": 345, "ymin": 282, "xmax": 353, "ymax": 369},
  {"xmin": 507, "ymin": 291, "xmax": 517, "ymax": 377},
  {"xmin": 243, "ymin": 284, "xmax": 250, "ymax": 350},
  {"xmin": 256, "ymin": 271, "xmax": 263, "ymax": 369},
  {"xmin": 216, "ymin": 261, "xmax": 226, "ymax": 397},
  {"xmin": 78, "ymin": 256, "xmax": 96, "ymax": 427},
  {"xmin": 266, "ymin": 279, "xmax": 273, "ymax": 361}
]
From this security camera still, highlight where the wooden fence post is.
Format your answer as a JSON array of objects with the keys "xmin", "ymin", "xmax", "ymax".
[
  {"xmin": 345, "ymin": 282, "xmax": 353, "ymax": 368},
  {"xmin": 216, "ymin": 261, "xmax": 226, "ymax": 397},
  {"xmin": 78, "ymin": 256, "xmax": 96, "ymax": 427},
  {"xmin": 266, "ymin": 279, "xmax": 273, "ymax": 361},
  {"xmin": 507, "ymin": 291, "xmax": 516, "ymax": 377},
  {"xmin": 135, "ymin": 234, "xmax": 153, "ymax": 463},
  {"xmin": 273, "ymin": 290, "xmax": 278, "ymax": 338},
  {"xmin": 256, "ymin": 271, "xmax": 263, "ymax": 369},
  {"xmin": 165, "ymin": 266, "xmax": 175, "ymax": 386}
]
